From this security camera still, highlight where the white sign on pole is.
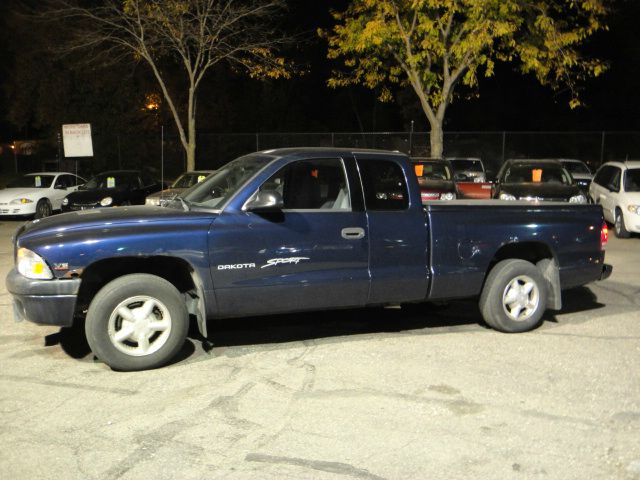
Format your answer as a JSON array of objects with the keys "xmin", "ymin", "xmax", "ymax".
[{"xmin": 62, "ymin": 123, "xmax": 94, "ymax": 157}]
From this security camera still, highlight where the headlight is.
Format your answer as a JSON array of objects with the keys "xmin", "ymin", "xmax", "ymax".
[
  {"xmin": 17, "ymin": 248, "xmax": 53, "ymax": 280},
  {"xmin": 145, "ymin": 197, "xmax": 160, "ymax": 206},
  {"xmin": 10, "ymin": 198, "xmax": 33, "ymax": 205},
  {"xmin": 569, "ymin": 194, "xmax": 587, "ymax": 204},
  {"xmin": 100, "ymin": 197, "xmax": 113, "ymax": 207},
  {"xmin": 499, "ymin": 193, "xmax": 516, "ymax": 200},
  {"xmin": 62, "ymin": 198, "xmax": 69, "ymax": 206},
  {"xmin": 628, "ymin": 205, "xmax": 640, "ymax": 215},
  {"xmin": 440, "ymin": 192, "xmax": 456, "ymax": 200}
]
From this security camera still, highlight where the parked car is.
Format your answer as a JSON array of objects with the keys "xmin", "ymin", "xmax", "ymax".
[
  {"xmin": 589, "ymin": 160, "xmax": 640, "ymax": 238},
  {"xmin": 6, "ymin": 147, "xmax": 611, "ymax": 370},
  {"xmin": 448, "ymin": 157, "xmax": 487, "ymax": 182},
  {"xmin": 0, "ymin": 172, "xmax": 86, "ymax": 218},
  {"xmin": 411, "ymin": 157, "xmax": 459, "ymax": 201},
  {"xmin": 493, "ymin": 159, "xmax": 588, "ymax": 203},
  {"xmin": 447, "ymin": 157, "xmax": 493, "ymax": 199},
  {"xmin": 558, "ymin": 159, "xmax": 593, "ymax": 192},
  {"xmin": 145, "ymin": 170, "xmax": 215, "ymax": 207},
  {"xmin": 61, "ymin": 170, "xmax": 163, "ymax": 212}
]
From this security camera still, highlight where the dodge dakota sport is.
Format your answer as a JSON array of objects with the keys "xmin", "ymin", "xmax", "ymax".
[{"xmin": 6, "ymin": 148, "xmax": 612, "ymax": 371}]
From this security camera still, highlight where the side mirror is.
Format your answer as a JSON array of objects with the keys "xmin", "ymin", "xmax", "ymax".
[
  {"xmin": 54, "ymin": 184, "xmax": 67, "ymax": 190},
  {"xmin": 245, "ymin": 190, "xmax": 284, "ymax": 212}
]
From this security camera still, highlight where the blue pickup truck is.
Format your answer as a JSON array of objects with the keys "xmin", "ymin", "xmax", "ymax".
[{"xmin": 6, "ymin": 148, "xmax": 612, "ymax": 371}]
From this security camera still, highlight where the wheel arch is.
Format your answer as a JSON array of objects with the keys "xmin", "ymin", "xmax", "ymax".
[
  {"xmin": 486, "ymin": 241, "xmax": 561, "ymax": 310},
  {"xmin": 74, "ymin": 256, "xmax": 208, "ymax": 337}
]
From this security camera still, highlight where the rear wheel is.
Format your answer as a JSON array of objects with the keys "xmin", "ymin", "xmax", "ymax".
[
  {"xmin": 85, "ymin": 274, "xmax": 189, "ymax": 371},
  {"xmin": 614, "ymin": 209, "xmax": 631, "ymax": 238},
  {"xmin": 479, "ymin": 259, "xmax": 548, "ymax": 333},
  {"xmin": 34, "ymin": 199, "xmax": 52, "ymax": 218}
]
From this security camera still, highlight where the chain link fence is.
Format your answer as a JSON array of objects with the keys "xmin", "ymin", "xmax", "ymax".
[{"xmin": 3, "ymin": 130, "xmax": 640, "ymax": 181}]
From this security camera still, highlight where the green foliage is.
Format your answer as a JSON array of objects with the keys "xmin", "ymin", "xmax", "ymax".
[{"xmin": 325, "ymin": 0, "xmax": 609, "ymax": 116}]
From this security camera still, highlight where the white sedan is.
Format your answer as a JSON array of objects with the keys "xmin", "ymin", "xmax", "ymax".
[{"xmin": 0, "ymin": 172, "xmax": 86, "ymax": 218}]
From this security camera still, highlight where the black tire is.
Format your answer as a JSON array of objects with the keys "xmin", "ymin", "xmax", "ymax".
[
  {"xmin": 614, "ymin": 209, "xmax": 631, "ymax": 238},
  {"xmin": 85, "ymin": 274, "xmax": 189, "ymax": 371},
  {"xmin": 479, "ymin": 259, "xmax": 548, "ymax": 333},
  {"xmin": 34, "ymin": 199, "xmax": 52, "ymax": 219}
]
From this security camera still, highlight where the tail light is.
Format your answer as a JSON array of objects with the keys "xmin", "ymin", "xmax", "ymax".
[{"xmin": 600, "ymin": 221, "xmax": 608, "ymax": 250}]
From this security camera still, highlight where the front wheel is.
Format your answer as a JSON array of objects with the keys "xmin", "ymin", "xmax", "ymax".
[
  {"xmin": 615, "ymin": 209, "xmax": 631, "ymax": 238},
  {"xmin": 34, "ymin": 199, "xmax": 52, "ymax": 218},
  {"xmin": 479, "ymin": 259, "xmax": 548, "ymax": 333},
  {"xmin": 85, "ymin": 274, "xmax": 189, "ymax": 371}
]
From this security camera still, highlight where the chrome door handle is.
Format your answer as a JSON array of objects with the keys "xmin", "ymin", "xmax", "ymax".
[{"xmin": 341, "ymin": 227, "xmax": 365, "ymax": 240}]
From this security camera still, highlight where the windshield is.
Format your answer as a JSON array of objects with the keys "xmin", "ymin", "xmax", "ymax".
[
  {"xmin": 84, "ymin": 172, "xmax": 139, "ymax": 189},
  {"xmin": 183, "ymin": 155, "xmax": 268, "ymax": 209},
  {"xmin": 172, "ymin": 172, "xmax": 211, "ymax": 189},
  {"xmin": 503, "ymin": 165, "xmax": 571, "ymax": 185},
  {"xmin": 449, "ymin": 159, "xmax": 483, "ymax": 172},
  {"xmin": 625, "ymin": 168, "xmax": 640, "ymax": 192},
  {"xmin": 7, "ymin": 174, "xmax": 55, "ymax": 189},
  {"xmin": 414, "ymin": 162, "xmax": 452, "ymax": 181},
  {"xmin": 561, "ymin": 161, "xmax": 591, "ymax": 174}
]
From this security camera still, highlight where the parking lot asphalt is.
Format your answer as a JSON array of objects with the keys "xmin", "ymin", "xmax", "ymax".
[{"xmin": 0, "ymin": 219, "xmax": 639, "ymax": 480}]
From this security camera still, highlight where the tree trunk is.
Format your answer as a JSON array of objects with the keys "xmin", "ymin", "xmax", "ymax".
[
  {"xmin": 186, "ymin": 115, "xmax": 196, "ymax": 171},
  {"xmin": 429, "ymin": 121, "xmax": 444, "ymax": 158}
]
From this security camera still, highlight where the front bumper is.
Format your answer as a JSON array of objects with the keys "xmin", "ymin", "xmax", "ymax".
[
  {"xmin": 622, "ymin": 210, "xmax": 640, "ymax": 234},
  {"xmin": 0, "ymin": 203, "xmax": 36, "ymax": 216},
  {"xmin": 6, "ymin": 269, "xmax": 81, "ymax": 327}
]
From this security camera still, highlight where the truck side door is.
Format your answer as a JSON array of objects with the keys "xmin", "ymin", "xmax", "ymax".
[
  {"xmin": 210, "ymin": 156, "xmax": 370, "ymax": 317},
  {"xmin": 355, "ymin": 155, "xmax": 430, "ymax": 304}
]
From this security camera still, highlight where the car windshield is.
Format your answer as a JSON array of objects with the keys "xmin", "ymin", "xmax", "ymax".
[
  {"xmin": 503, "ymin": 165, "xmax": 571, "ymax": 185},
  {"xmin": 183, "ymin": 155, "xmax": 268, "ymax": 209},
  {"xmin": 172, "ymin": 172, "xmax": 210, "ymax": 189},
  {"xmin": 414, "ymin": 162, "xmax": 452, "ymax": 181},
  {"xmin": 7, "ymin": 175, "xmax": 55, "ymax": 189},
  {"xmin": 625, "ymin": 168, "xmax": 640, "ymax": 192},
  {"xmin": 84, "ymin": 173, "xmax": 139, "ymax": 189},
  {"xmin": 449, "ymin": 159, "xmax": 483, "ymax": 172},
  {"xmin": 561, "ymin": 161, "xmax": 591, "ymax": 174}
]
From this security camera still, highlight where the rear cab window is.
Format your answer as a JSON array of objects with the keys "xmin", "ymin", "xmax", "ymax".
[{"xmin": 357, "ymin": 159, "xmax": 409, "ymax": 211}]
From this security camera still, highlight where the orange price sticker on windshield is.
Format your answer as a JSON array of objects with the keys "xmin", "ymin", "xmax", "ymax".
[
  {"xmin": 532, "ymin": 169, "xmax": 542, "ymax": 183},
  {"xmin": 414, "ymin": 165, "xmax": 424, "ymax": 177}
]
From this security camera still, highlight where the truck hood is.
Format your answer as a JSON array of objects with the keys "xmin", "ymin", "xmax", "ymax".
[{"xmin": 17, "ymin": 205, "xmax": 216, "ymax": 242}]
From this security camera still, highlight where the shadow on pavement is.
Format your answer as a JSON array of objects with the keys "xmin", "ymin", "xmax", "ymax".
[
  {"xmin": 41, "ymin": 287, "xmax": 606, "ymax": 366},
  {"xmin": 200, "ymin": 300, "xmax": 482, "ymax": 350},
  {"xmin": 545, "ymin": 286, "xmax": 605, "ymax": 323}
]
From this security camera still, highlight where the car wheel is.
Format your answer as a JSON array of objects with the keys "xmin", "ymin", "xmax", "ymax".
[
  {"xmin": 34, "ymin": 199, "xmax": 52, "ymax": 219},
  {"xmin": 479, "ymin": 259, "xmax": 548, "ymax": 333},
  {"xmin": 614, "ymin": 208, "xmax": 631, "ymax": 238},
  {"xmin": 85, "ymin": 274, "xmax": 189, "ymax": 371}
]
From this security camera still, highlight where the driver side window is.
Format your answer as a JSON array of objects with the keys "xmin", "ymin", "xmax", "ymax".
[{"xmin": 258, "ymin": 158, "xmax": 351, "ymax": 210}]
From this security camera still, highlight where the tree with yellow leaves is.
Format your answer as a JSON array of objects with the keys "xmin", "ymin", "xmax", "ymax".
[
  {"xmin": 325, "ymin": 0, "xmax": 608, "ymax": 158},
  {"xmin": 46, "ymin": 0, "xmax": 290, "ymax": 170}
]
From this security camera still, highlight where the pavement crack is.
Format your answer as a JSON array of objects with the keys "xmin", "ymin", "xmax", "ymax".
[
  {"xmin": 1, "ymin": 374, "xmax": 138, "ymax": 396},
  {"xmin": 246, "ymin": 453, "xmax": 388, "ymax": 480}
]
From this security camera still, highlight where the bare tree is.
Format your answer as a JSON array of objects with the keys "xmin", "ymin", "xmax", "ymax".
[{"xmin": 44, "ymin": 0, "xmax": 290, "ymax": 170}]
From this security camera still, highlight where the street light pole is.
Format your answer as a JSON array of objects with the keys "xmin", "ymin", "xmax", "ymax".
[{"xmin": 10, "ymin": 143, "xmax": 17, "ymax": 173}]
